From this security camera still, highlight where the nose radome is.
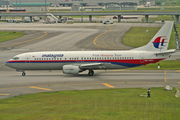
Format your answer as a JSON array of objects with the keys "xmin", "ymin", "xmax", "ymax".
[
  {"xmin": 5, "ymin": 61, "xmax": 8, "ymax": 66},
  {"xmin": 5, "ymin": 61, "xmax": 10, "ymax": 67}
]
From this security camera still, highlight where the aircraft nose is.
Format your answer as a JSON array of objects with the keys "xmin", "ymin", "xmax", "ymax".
[{"xmin": 5, "ymin": 60, "xmax": 11, "ymax": 67}]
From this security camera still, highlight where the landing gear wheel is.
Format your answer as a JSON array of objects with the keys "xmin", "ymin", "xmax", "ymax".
[
  {"xmin": 22, "ymin": 72, "xmax": 26, "ymax": 76},
  {"xmin": 88, "ymin": 70, "xmax": 94, "ymax": 76}
]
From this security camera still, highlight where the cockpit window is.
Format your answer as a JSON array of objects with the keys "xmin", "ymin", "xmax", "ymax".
[{"xmin": 13, "ymin": 57, "xmax": 19, "ymax": 60}]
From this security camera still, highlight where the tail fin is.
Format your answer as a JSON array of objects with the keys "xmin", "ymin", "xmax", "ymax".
[{"xmin": 132, "ymin": 21, "xmax": 174, "ymax": 51}]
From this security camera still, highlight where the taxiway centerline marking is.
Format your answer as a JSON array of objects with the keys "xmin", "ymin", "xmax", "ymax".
[
  {"xmin": 178, "ymin": 82, "xmax": 180, "ymax": 84},
  {"xmin": 0, "ymin": 32, "xmax": 47, "ymax": 48},
  {"xmin": 102, "ymin": 83, "xmax": 114, "ymax": 88},
  {"xmin": 93, "ymin": 26, "xmax": 114, "ymax": 49},
  {"xmin": 29, "ymin": 86, "xmax": 52, "ymax": 91},
  {"xmin": 0, "ymin": 94, "xmax": 10, "ymax": 96},
  {"xmin": 176, "ymin": 70, "xmax": 180, "ymax": 72}
]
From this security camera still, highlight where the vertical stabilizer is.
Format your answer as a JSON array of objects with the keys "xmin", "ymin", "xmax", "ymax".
[{"xmin": 132, "ymin": 21, "xmax": 174, "ymax": 51}]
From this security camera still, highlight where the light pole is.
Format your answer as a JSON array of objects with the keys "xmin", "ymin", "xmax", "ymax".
[
  {"xmin": 19, "ymin": 0, "xmax": 21, "ymax": 9},
  {"xmin": 45, "ymin": 0, "xmax": 46, "ymax": 13},
  {"xmin": 81, "ymin": 0, "xmax": 83, "ymax": 23},
  {"xmin": 55, "ymin": 0, "xmax": 57, "ymax": 11},
  {"xmin": 45, "ymin": 0, "xmax": 47, "ymax": 19}
]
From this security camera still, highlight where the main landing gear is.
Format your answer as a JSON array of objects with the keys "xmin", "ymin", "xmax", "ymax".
[
  {"xmin": 22, "ymin": 72, "xmax": 26, "ymax": 76},
  {"xmin": 88, "ymin": 69, "xmax": 94, "ymax": 76}
]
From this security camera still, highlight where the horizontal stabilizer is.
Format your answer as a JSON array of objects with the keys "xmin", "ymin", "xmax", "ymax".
[{"xmin": 155, "ymin": 49, "xmax": 176, "ymax": 55}]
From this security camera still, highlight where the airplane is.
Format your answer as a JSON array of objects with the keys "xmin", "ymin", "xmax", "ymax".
[{"xmin": 5, "ymin": 21, "xmax": 175, "ymax": 76}]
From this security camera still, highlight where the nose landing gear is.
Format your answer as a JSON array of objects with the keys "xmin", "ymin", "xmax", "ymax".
[
  {"xmin": 22, "ymin": 72, "xmax": 26, "ymax": 76},
  {"xmin": 88, "ymin": 69, "xmax": 94, "ymax": 76}
]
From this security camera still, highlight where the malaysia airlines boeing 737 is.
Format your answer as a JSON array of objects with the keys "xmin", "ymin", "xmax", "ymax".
[{"xmin": 5, "ymin": 22, "xmax": 175, "ymax": 76}]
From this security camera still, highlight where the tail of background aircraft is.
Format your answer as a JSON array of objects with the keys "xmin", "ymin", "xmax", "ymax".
[{"xmin": 132, "ymin": 21, "xmax": 174, "ymax": 52}]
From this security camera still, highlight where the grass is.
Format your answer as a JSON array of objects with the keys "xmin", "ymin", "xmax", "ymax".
[
  {"xmin": 130, "ymin": 60, "xmax": 180, "ymax": 70},
  {"xmin": 122, "ymin": 27, "xmax": 161, "ymax": 48},
  {"xmin": 0, "ymin": 31, "xmax": 25, "ymax": 42},
  {"xmin": 0, "ymin": 87, "xmax": 179, "ymax": 120},
  {"xmin": 122, "ymin": 25, "xmax": 176, "ymax": 49},
  {"xmin": 142, "ymin": 15, "xmax": 173, "ymax": 22},
  {"xmin": 1, "ymin": 17, "xmax": 23, "ymax": 19}
]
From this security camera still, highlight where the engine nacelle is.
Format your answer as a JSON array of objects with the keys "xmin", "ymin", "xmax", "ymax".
[{"xmin": 63, "ymin": 65, "xmax": 80, "ymax": 74}]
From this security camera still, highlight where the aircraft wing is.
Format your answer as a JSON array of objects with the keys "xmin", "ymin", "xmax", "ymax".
[
  {"xmin": 79, "ymin": 63, "xmax": 108, "ymax": 69},
  {"xmin": 155, "ymin": 49, "xmax": 176, "ymax": 55}
]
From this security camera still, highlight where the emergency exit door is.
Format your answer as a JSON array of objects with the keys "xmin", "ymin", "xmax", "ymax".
[{"xmin": 140, "ymin": 53, "xmax": 144, "ymax": 63}]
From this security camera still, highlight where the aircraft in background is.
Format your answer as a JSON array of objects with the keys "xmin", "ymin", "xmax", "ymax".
[{"xmin": 5, "ymin": 22, "xmax": 175, "ymax": 76}]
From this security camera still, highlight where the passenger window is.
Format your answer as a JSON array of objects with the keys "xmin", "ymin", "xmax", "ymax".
[
  {"xmin": 34, "ymin": 58, "xmax": 36, "ymax": 60},
  {"xmin": 84, "ymin": 58, "xmax": 86, "ymax": 60},
  {"xmin": 65, "ymin": 58, "xmax": 66, "ymax": 60},
  {"xmin": 57, "ymin": 58, "xmax": 59, "ymax": 60}
]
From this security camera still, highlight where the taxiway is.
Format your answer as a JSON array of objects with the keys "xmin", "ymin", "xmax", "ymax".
[{"xmin": 0, "ymin": 22, "xmax": 180, "ymax": 99}]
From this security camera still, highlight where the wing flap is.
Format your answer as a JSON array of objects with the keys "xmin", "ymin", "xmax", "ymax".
[{"xmin": 80, "ymin": 63, "xmax": 108, "ymax": 69}]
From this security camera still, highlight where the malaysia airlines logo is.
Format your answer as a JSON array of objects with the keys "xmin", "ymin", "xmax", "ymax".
[{"xmin": 153, "ymin": 36, "xmax": 167, "ymax": 49}]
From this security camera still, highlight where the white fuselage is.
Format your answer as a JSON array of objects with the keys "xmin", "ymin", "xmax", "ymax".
[{"xmin": 5, "ymin": 50, "xmax": 166, "ymax": 71}]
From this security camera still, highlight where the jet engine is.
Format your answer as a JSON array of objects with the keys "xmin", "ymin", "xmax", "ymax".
[{"xmin": 63, "ymin": 65, "xmax": 80, "ymax": 74}]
